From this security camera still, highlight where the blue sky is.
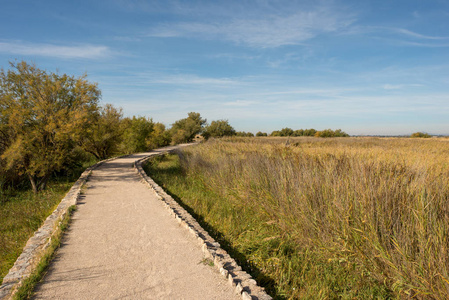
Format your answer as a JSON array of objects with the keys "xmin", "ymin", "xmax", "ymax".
[{"xmin": 1, "ymin": 0, "xmax": 448, "ymax": 135}]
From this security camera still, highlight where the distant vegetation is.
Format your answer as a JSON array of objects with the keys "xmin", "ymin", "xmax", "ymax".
[
  {"xmin": 270, "ymin": 127, "xmax": 349, "ymax": 137},
  {"xmin": 145, "ymin": 137, "xmax": 449, "ymax": 299},
  {"xmin": 202, "ymin": 119, "xmax": 236, "ymax": 139},
  {"xmin": 410, "ymin": 132, "xmax": 431, "ymax": 138}
]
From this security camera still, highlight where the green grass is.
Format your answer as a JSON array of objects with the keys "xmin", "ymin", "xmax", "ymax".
[
  {"xmin": 0, "ymin": 180, "xmax": 76, "ymax": 283},
  {"xmin": 13, "ymin": 205, "xmax": 76, "ymax": 300},
  {"xmin": 144, "ymin": 137, "xmax": 449, "ymax": 299},
  {"xmin": 144, "ymin": 153, "xmax": 391, "ymax": 299},
  {"xmin": 0, "ymin": 155, "xmax": 97, "ymax": 284}
]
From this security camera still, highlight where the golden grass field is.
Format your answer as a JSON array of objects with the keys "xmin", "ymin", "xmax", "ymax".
[{"xmin": 145, "ymin": 136, "xmax": 449, "ymax": 299}]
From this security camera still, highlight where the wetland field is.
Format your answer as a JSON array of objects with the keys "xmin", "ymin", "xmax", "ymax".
[{"xmin": 145, "ymin": 137, "xmax": 449, "ymax": 299}]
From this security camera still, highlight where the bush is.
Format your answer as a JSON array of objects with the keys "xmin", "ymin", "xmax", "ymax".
[
  {"xmin": 411, "ymin": 132, "xmax": 431, "ymax": 138},
  {"xmin": 147, "ymin": 122, "xmax": 171, "ymax": 149},
  {"xmin": 235, "ymin": 131, "xmax": 254, "ymax": 137},
  {"xmin": 170, "ymin": 112, "xmax": 206, "ymax": 144},
  {"xmin": 119, "ymin": 116, "xmax": 154, "ymax": 154},
  {"xmin": 203, "ymin": 120, "xmax": 236, "ymax": 139},
  {"xmin": 315, "ymin": 129, "xmax": 349, "ymax": 138}
]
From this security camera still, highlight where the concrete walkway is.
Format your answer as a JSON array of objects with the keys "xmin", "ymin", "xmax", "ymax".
[{"xmin": 32, "ymin": 152, "xmax": 239, "ymax": 299}]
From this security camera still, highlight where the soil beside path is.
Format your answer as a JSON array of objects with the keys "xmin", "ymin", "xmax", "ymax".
[{"xmin": 32, "ymin": 151, "xmax": 239, "ymax": 300}]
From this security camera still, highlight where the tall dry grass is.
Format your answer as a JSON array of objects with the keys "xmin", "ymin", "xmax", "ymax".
[{"xmin": 147, "ymin": 137, "xmax": 449, "ymax": 299}]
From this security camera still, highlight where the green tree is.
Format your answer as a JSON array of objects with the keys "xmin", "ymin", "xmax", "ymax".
[
  {"xmin": 0, "ymin": 61, "xmax": 100, "ymax": 192},
  {"xmin": 280, "ymin": 127, "xmax": 294, "ymax": 136},
  {"xmin": 119, "ymin": 116, "xmax": 154, "ymax": 154},
  {"xmin": 292, "ymin": 129, "xmax": 304, "ymax": 136},
  {"xmin": 411, "ymin": 132, "xmax": 431, "ymax": 138},
  {"xmin": 235, "ymin": 131, "xmax": 254, "ymax": 137},
  {"xmin": 170, "ymin": 112, "xmax": 206, "ymax": 144},
  {"xmin": 203, "ymin": 120, "xmax": 236, "ymax": 139},
  {"xmin": 147, "ymin": 122, "xmax": 172, "ymax": 149},
  {"xmin": 303, "ymin": 128, "xmax": 317, "ymax": 136},
  {"xmin": 0, "ymin": 99, "xmax": 17, "ymax": 192},
  {"xmin": 314, "ymin": 129, "xmax": 349, "ymax": 138},
  {"xmin": 334, "ymin": 129, "xmax": 350, "ymax": 137},
  {"xmin": 82, "ymin": 104, "xmax": 123, "ymax": 160},
  {"xmin": 256, "ymin": 131, "xmax": 267, "ymax": 137}
]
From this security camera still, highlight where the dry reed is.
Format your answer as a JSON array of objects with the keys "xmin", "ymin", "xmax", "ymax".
[{"xmin": 148, "ymin": 137, "xmax": 449, "ymax": 299}]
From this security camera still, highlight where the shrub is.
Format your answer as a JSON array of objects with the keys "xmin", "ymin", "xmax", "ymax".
[
  {"xmin": 170, "ymin": 112, "xmax": 206, "ymax": 144},
  {"xmin": 203, "ymin": 120, "xmax": 236, "ymax": 139},
  {"xmin": 410, "ymin": 132, "xmax": 431, "ymax": 138}
]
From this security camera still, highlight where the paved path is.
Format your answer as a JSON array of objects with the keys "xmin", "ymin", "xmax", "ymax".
[{"xmin": 32, "ymin": 151, "xmax": 239, "ymax": 299}]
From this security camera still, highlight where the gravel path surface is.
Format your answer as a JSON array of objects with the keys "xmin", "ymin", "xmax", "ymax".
[{"xmin": 32, "ymin": 152, "xmax": 239, "ymax": 300}]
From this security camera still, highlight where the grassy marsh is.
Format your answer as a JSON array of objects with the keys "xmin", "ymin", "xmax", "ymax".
[{"xmin": 145, "ymin": 137, "xmax": 449, "ymax": 299}]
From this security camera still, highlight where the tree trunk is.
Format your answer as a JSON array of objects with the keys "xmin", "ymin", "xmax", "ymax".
[
  {"xmin": 28, "ymin": 174, "xmax": 38, "ymax": 193},
  {"xmin": 28, "ymin": 173, "xmax": 50, "ymax": 193},
  {"xmin": 39, "ymin": 174, "xmax": 50, "ymax": 191}
]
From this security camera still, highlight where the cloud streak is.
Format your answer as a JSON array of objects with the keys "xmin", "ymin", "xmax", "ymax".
[
  {"xmin": 0, "ymin": 41, "xmax": 112, "ymax": 59},
  {"xmin": 152, "ymin": 74, "xmax": 243, "ymax": 86},
  {"xmin": 147, "ymin": 7, "xmax": 355, "ymax": 48}
]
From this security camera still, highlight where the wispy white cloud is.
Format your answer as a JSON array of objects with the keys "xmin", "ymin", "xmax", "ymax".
[
  {"xmin": 383, "ymin": 83, "xmax": 424, "ymax": 90},
  {"xmin": 0, "ymin": 40, "xmax": 113, "ymax": 59},
  {"xmin": 152, "ymin": 74, "xmax": 243, "ymax": 86},
  {"xmin": 341, "ymin": 26, "xmax": 449, "ymax": 47},
  {"xmin": 147, "ymin": 7, "xmax": 355, "ymax": 48},
  {"xmin": 224, "ymin": 100, "xmax": 255, "ymax": 107},
  {"xmin": 393, "ymin": 28, "xmax": 449, "ymax": 40},
  {"xmin": 395, "ymin": 40, "xmax": 449, "ymax": 47}
]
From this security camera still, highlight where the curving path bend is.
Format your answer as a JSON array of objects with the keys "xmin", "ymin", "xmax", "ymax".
[{"xmin": 32, "ymin": 149, "xmax": 239, "ymax": 300}]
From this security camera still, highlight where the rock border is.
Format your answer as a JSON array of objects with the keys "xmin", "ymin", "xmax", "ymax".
[
  {"xmin": 134, "ymin": 149, "xmax": 273, "ymax": 300},
  {"xmin": 0, "ymin": 156, "xmax": 118, "ymax": 300}
]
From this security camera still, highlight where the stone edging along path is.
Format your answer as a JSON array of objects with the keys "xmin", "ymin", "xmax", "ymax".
[
  {"xmin": 1, "ymin": 146, "xmax": 272, "ymax": 300},
  {"xmin": 135, "ymin": 149, "xmax": 272, "ymax": 300},
  {"xmin": 0, "ymin": 155, "xmax": 119, "ymax": 300}
]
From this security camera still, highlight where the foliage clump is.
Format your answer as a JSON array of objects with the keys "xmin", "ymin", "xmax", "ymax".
[
  {"xmin": 170, "ymin": 112, "xmax": 206, "ymax": 144},
  {"xmin": 314, "ymin": 128, "xmax": 349, "ymax": 137},
  {"xmin": 410, "ymin": 132, "xmax": 431, "ymax": 138},
  {"xmin": 235, "ymin": 131, "xmax": 254, "ymax": 137},
  {"xmin": 0, "ymin": 61, "xmax": 100, "ymax": 192},
  {"xmin": 270, "ymin": 128, "xmax": 349, "ymax": 137},
  {"xmin": 203, "ymin": 119, "xmax": 236, "ymax": 139}
]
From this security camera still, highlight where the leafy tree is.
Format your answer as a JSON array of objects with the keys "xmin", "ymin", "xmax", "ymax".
[
  {"xmin": 82, "ymin": 104, "xmax": 123, "ymax": 159},
  {"xmin": 315, "ymin": 129, "xmax": 349, "ymax": 138},
  {"xmin": 280, "ymin": 127, "xmax": 294, "ymax": 136},
  {"xmin": 0, "ymin": 61, "xmax": 100, "ymax": 192},
  {"xmin": 119, "ymin": 116, "xmax": 154, "ymax": 154},
  {"xmin": 0, "ymin": 105, "xmax": 18, "ymax": 192},
  {"xmin": 270, "ymin": 130, "xmax": 281, "ymax": 136},
  {"xmin": 256, "ymin": 131, "xmax": 267, "ymax": 137},
  {"xmin": 170, "ymin": 112, "xmax": 206, "ymax": 144},
  {"xmin": 334, "ymin": 129, "xmax": 350, "ymax": 137},
  {"xmin": 147, "ymin": 122, "xmax": 172, "ymax": 149},
  {"xmin": 237, "ymin": 131, "xmax": 254, "ymax": 137},
  {"xmin": 303, "ymin": 128, "xmax": 317, "ymax": 136},
  {"xmin": 410, "ymin": 132, "xmax": 431, "ymax": 138},
  {"xmin": 203, "ymin": 120, "xmax": 236, "ymax": 139},
  {"xmin": 292, "ymin": 129, "xmax": 304, "ymax": 136}
]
